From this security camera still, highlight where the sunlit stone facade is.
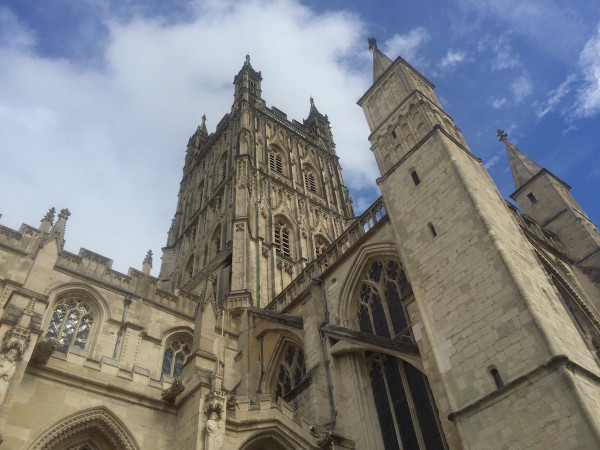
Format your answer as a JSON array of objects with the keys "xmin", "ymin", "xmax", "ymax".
[{"xmin": 1, "ymin": 41, "xmax": 599, "ymax": 449}]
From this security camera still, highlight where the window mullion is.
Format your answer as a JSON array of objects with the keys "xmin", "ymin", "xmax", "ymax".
[
  {"xmin": 398, "ymin": 361, "xmax": 427, "ymax": 449},
  {"xmin": 380, "ymin": 357, "xmax": 405, "ymax": 450}
]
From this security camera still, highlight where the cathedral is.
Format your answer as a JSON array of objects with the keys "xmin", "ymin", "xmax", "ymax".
[{"xmin": 1, "ymin": 38, "xmax": 600, "ymax": 449}]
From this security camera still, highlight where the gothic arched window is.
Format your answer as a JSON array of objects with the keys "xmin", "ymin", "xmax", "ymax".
[
  {"xmin": 358, "ymin": 258, "xmax": 447, "ymax": 450},
  {"xmin": 274, "ymin": 343, "xmax": 306, "ymax": 399},
  {"xmin": 304, "ymin": 171, "xmax": 316, "ymax": 192},
  {"xmin": 46, "ymin": 297, "xmax": 94, "ymax": 353},
  {"xmin": 274, "ymin": 220, "xmax": 291, "ymax": 257},
  {"xmin": 269, "ymin": 151, "xmax": 283, "ymax": 174},
  {"xmin": 162, "ymin": 339, "xmax": 191, "ymax": 378}
]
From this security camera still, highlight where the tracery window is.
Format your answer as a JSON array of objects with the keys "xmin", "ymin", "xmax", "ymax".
[
  {"xmin": 269, "ymin": 152, "xmax": 283, "ymax": 174},
  {"xmin": 46, "ymin": 297, "xmax": 94, "ymax": 353},
  {"xmin": 162, "ymin": 339, "xmax": 191, "ymax": 378},
  {"xmin": 358, "ymin": 258, "xmax": 447, "ymax": 450},
  {"xmin": 274, "ymin": 343, "xmax": 306, "ymax": 399},
  {"xmin": 304, "ymin": 172, "xmax": 316, "ymax": 192},
  {"xmin": 274, "ymin": 220, "xmax": 291, "ymax": 257}
]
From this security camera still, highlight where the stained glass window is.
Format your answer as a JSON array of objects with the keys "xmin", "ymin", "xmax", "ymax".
[
  {"xmin": 359, "ymin": 259, "xmax": 447, "ymax": 450},
  {"xmin": 46, "ymin": 297, "xmax": 94, "ymax": 353},
  {"xmin": 274, "ymin": 343, "xmax": 306, "ymax": 400},
  {"xmin": 162, "ymin": 340, "xmax": 191, "ymax": 377}
]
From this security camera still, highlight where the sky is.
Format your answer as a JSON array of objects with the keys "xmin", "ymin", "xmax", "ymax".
[{"xmin": 1, "ymin": 0, "xmax": 599, "ymax": 276}]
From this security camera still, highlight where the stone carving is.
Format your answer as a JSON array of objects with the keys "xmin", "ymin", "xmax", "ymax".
[
  {"xmin": 161, "ymin": 378, "xmax": 185, "ymax": 403},
  {"xmin": 31, "ymin": 337, "xmax": 60, "ymax": 364},
  {"xmin": 497, "ymin": 129, "xmax": 508, "ymax": 141},
  {"xmin": 29, "ymin": 406, "xmax": 140, "ymax": 450},
  {"xmin": 204, "ymin": 389, "xmax": 227, "ymax": 450},
  {"xmin": 0, "ymin": 347, "xmax": 20, "ymax": 405},
  {"xmin": 317, "ymin": 431, "xmax": 333, "ymax": 449}
]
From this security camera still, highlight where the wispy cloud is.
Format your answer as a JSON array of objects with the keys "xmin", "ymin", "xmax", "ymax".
[
  {"xmin": 489, "ymin": 96, "xmax": 507, "ymax": 109},
  {"xmin": 438, "ymin": 49, "xmax": 468, "ymax": 70},
  {"xmin": 484, "ymin": 151, "xmax": 502, "ymax": 169},
  {"xmin": 573, "ymin": 24, "xmax": 600, "ymax": 118},
  {"xmin": 478, "ymin": 33, "xmax": 520, "ymax": 71},
  {"xmin": 536, "ymin": 74, "xmax": 576, "ymax": 118},
  {"xmin": 383, "ymin": 27, "xmax": 430, "ymax": 67},
  {"xmin": 510, "ymin": 73, "xmax": 533, "ymax": 103},
  {"xmin": 0, "ymin": 0, "xmax": 375, "ymax": 274}
]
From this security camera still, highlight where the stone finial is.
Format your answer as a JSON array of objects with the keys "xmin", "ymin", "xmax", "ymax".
[
  {"xmin": 142, "ymin": 250, "xmax": 153, "ymax": 275},
  {"xmin": 245, "ymin": 54, "xmax": 251, "ymax": 66},
  {"xmin": 58, "ymin": 208, "xmax": 71, "ymax": 220},
  {"xmin": 42, "ymin": 207, "xmax": 56, "ymax": 223},
  {"xmin": 49, "ymin": 208, "xmax": 70, "ymax": 249},
  {"xmin": 200, "ymin": 114, "xmax": 208, "ymax": 135},
  {"xmin": 310, "ymin": 96, "xmax": 314, "ymax": 106},
  {"xmin": 40, "ymin": 207, "xmax": 56, "ymax": 233},
  {"xmin": 497, "ymin": 129, "xmax": 508, "ymax": 142},
  {"xmin": 368, "ymin": 37, "xmax": 377, "ymax": 51}
]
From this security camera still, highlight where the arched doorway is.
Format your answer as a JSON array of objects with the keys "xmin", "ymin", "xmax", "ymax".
[
  {"xmin": 239, "ymin": 431, "xmax": 295, "ymax": 450},
  {"xmin": 28, "ymin": 406, "xmax": 140, "ymax": 450}
]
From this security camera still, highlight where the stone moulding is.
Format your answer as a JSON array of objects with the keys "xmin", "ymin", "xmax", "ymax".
[
  {"xmin": 28, "ymin": 405, "xmax": 140, "ymax": 450},
  {"xmin": 239, "ymin": 430, "xmax": 296, "ymax": 450}
]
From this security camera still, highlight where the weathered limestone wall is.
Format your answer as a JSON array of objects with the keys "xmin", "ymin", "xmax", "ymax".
[
  {"xmin": 456, "ymin": 367, "xmax": 599, "ymax": 449},
  {"xmin": 3, "ymin": 368, "xmax": 176, "ymax": 449}
]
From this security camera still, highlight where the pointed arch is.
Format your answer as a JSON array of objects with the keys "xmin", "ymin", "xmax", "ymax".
[
  {"xmin": 239, "ymin": 430, "xmax": 295, "ymax": 450},
  {"xmin": 44, "ymin": 283, "xmax": 109, "ymax": 356},
  {"xmin": 273, "ymin": 215, "xmax": 294, "ymax": 258},
  {"xmin": 261, "ymin": 332, "xmax": 305, "ymax": 399},
  {"xmin": 338, "ymin": 242, "xmax": 401, "ymax": 327},
  {"xmin": 28, "ymin": 406, "xmax": 141, "ymax": 450}
]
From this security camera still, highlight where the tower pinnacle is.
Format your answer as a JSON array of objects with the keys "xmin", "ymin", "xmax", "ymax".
[
  {"xmin": 368, "ymin": 37, "xmax": 393, "ymax": 82},
  {"xmin": 497, "ymin": 129, "xmax": 543, "ymax": 191}
]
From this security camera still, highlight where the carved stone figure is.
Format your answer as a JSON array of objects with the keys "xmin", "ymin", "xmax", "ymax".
[
  {"xmin": 31, "ymin": 337, "xmax": 60, "ymax": 364},
  {"xmin": 204, "ymin": 411, "xmax": 224, "ymax": 450},
  {"xmin": 161, "ymin": 378, "xmax": 185, "ymax": 403},
  {"xmin": 0, "ymin": 348, "xmax": 20, "ymax": 405}
]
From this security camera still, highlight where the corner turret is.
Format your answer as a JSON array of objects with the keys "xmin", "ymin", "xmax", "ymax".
[{"xmin": 499, "ymin": 129, "xmax": 600, "ymax": 269}]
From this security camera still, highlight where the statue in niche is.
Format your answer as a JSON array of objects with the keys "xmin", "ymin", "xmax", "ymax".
[
  {"xmin": 205, "ymin": 410, "xmax": 224, "ymax": 450},
  {"xmin": 0, "ymin": 347, "xmax": 21, "ymax": 405}
]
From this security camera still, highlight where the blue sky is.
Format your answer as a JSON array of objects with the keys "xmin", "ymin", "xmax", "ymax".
[{"xmin": 1, "ymin": 0, "xmax": 599, "ymax": 275}]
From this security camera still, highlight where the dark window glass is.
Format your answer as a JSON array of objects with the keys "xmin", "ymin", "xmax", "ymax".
[{"xmin": 370, "ymin": 361, "xmax": 400, "ymax": 450}]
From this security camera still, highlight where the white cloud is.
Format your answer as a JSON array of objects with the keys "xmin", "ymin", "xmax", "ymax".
[
  {"xmin": 510, "ymin": 74, "xmax": 533, "ymax": 103},
  {"xmin": 438, "ymin": 49, "xmax": 468, "ymax": 69},
  {"xmin": 383, "ymin": 27, "xmax": 430, "ymax": 66},
  {"xmin": 484, "ymin": 151, "xmax": 502, "ymax": 169},
  {"xmin": 478, "ymin": 33, "xmax": 519, "ymax": 71},
  {"xmin": 0, "ymin": 0, "xmax": 378, "ymax": 275},
  {"xmin": 489, "ymin": 96, "xmax": 507, "ymax": 109},
  {"xmin": 573, "ymin": 24, "xmax": 600, "ymax": 118},
  {"xmin": 536, "ymin": 74, "xmax": 576, "ymax": 118}
]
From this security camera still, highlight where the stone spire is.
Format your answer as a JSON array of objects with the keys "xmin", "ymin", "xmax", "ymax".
[
  {"xmin": 199, "ymin": 114, "xmax": 208, "ymax": 135},
  {"xmin": 39, "ymin": 207, "xmax": 56, "ymax": 233},
  {"xmin": 368, "ymin": 37, "xmax": 393, "ymax": 82},
  {"xmin": 142, "ymin": 249, "xmax": 153, "ymax": 275},
  {"xmin": 497, "ymin": 129, "xmax": 543, "ymax": 191},
  {"xmin": 49, "ymin": 208, "xmax": 70, "ymax": 249}
]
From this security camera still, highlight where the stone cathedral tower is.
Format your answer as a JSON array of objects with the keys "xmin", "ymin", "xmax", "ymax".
[
  {"xmin": 158, "ymin": 55, "xmax": 354, "ymax": 310},
  {"xmin": 1, "ymin": 42, "xmax": 600, "ymax": 450}
]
